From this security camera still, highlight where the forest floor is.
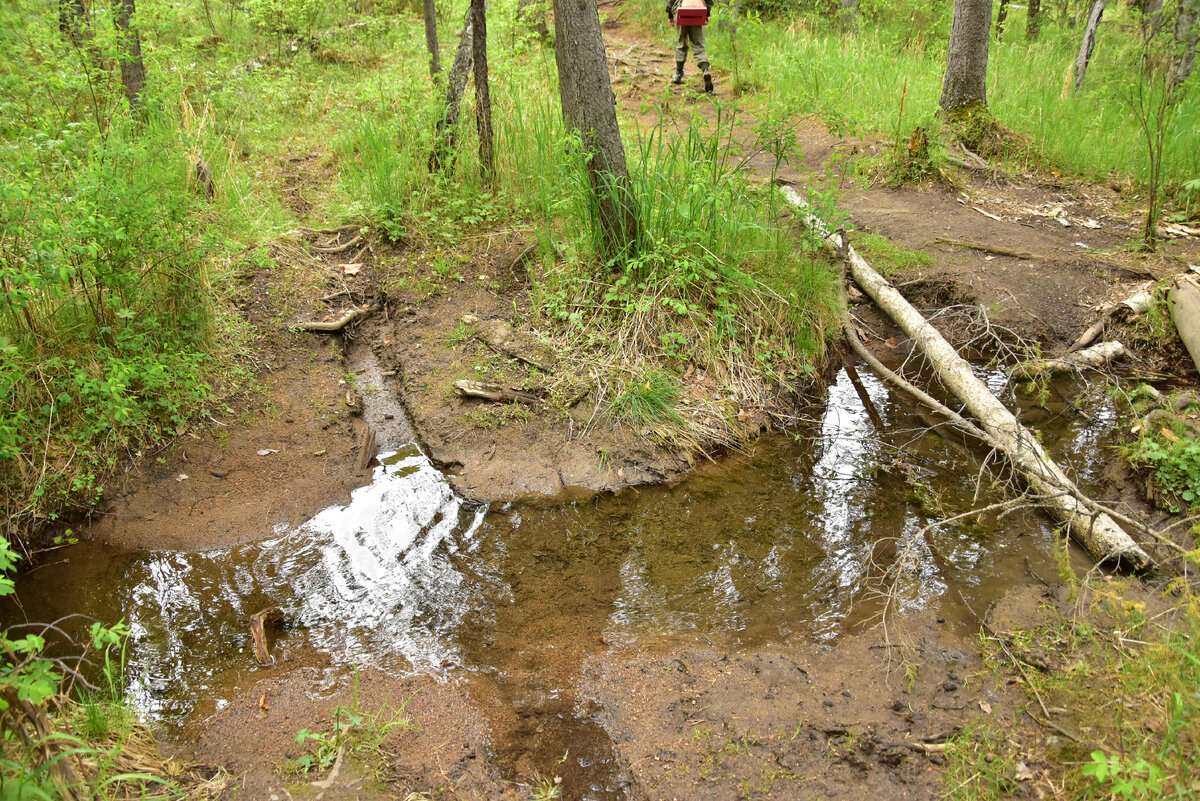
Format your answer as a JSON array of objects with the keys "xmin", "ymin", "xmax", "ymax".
[{"xmin": 70, "ymin": 5, "xmax": 1200, "ymax": 801}]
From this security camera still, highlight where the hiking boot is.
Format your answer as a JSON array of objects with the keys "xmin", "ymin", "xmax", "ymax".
[
  {"xmin": 703, "ymin": 71, "xmax": 714, "ymax": 94},
  {"xmin": 672, "ymin": 61, "xmax": 684, "ymax": 85}
]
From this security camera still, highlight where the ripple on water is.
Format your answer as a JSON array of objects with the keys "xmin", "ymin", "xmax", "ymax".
[{"xmin": 118, "ymin": 445, "xmax": 485, "ymax": 721}]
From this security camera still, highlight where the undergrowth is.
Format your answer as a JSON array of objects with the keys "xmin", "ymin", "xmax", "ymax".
[{"xmin": 945, "ymin": 568, "xmax": 1200, "ymax": 801}]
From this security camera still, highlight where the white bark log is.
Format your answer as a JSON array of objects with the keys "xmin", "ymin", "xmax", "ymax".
[
  {"xmin": 1171, "ymin": 278, "xmax": 1200, "ymax": 376},
  {"xmin": 781, "ymin": 186, "xmax": 1151, "ymax": 570},
  {"xmin": 1011, "ymin": 340, "xmax": 1128, "ymax": 379}
]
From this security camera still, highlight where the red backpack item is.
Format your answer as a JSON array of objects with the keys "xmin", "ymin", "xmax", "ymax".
[{"xmin": 675, "ymin": 0, "xmax": 708, "ymax": 26}]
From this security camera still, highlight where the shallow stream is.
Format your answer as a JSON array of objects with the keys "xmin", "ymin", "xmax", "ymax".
[{"xmin": 6, "ymin": 367, "xmax": 1117, "ymax": 799}]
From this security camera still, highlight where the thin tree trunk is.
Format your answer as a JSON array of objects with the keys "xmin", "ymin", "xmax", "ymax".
[
  {"xmin": 471, "ymin": 0, "xmax": 493, "ymax": 181},
  {"xmin": 1141, "ymin": 0, "xmax": 1163, "ymax": 35},
  {"xmin": 996, "ymin": 0, "xmax": 1009, "ymax": 39},
  {"xmin": 1073, "ymin": 0, "xmax": 1106, "ymax": 94},
  {"xmin": 781, "ymin": 187, "xmax": 1151, "ymax": 571},
  {"xmin": 430, "ymin": 10, "xmax": 473, "ymax": 171},
  {"xmin": 114, "ymin": 0, "xmax": 145, "ymax": 115},
  {"xmin": 839, "ymin": 0, "xmax": 858, "ymax": 34},
  {"xmin": 1173, "ymin": 0, "xmax": 1198, "ymax": 86},
  {"xmin": 1026, "ymin": 0, "xmax": 1041, "ymax": 40},
  {"xmin": 58, "ymin": 0, "xmax": 90, "ymax": 43},
  {"xmin": 423, "ymin": 0, "xmax": 441, "ymax": 77},
  {"xmin": 552, "ymin": 0, "xmax": 640, "ymax": 260},
  {"xmin": 516, "ymin": 0, "xmax": 550, "ymax": 38},
  {"xmin": 940, "ymin": 0, "xmax": 993, "ymax": 111}
]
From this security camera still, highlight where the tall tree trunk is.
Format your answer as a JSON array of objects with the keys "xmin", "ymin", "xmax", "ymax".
[
  {"xmin": 471, "ymin": 0, "xmax": 493, "ymax": 181},
  {"xmin": 58, "ymin": 0, "xmax": 90, "ymax": 43},
  {"xmin": 996, "ymin": 0, "xmax": 1009, "ymax": 39},
  {"xmin": 1174, "ymin": 0, "xmax": 1198, "ymax": 86},
  {"xmin": 1073, "ymin": 0, "xmax": 1106, "ymax": 94},
  {"xmin": 552, "ymin": 0, "xmax": 639, "ymax": 260},
  {"xmin": 940, "ymin": 0, "xmax": 993, "ymax": 111},
  {"xmin": 839, "ymin": 0, "xmax": 858, "ymax": 33},
  {"xmin": 113, "ymin": 0, "xmax": 145, "ymax": 115},
  {"xmin": 516, "ymin": 0, "xmax": 550, "ymax": 39},
  {"xmin": 1026, "ymin": 0, "xmax": 1041, "ymax": 40},
  {"xmin": 1141, "ymin": 0, "xmax": 1163, "ymax": 35},
  {"xmin": 423, "ymin": 0, "xmax": 441, "ymax": 77},
  {"xmin": 430, "ymin": 10, "xmax": 473, "ymax": 171}
]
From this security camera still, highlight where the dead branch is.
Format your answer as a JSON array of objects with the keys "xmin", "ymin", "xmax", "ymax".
[
  {"xmin": 454, "ymin": 380, "xmax": 545, "ymax": 406},
  {"xmin": 310, "ymin": 233, "xmax": 363, "ymax": 254},
  {"xmin": 293, "ymin": 301, "xmax": 380, "ymax": 333},
  {"xmin": 249, "ymin": 606, "xmax": 284, "ymax": 667},
  {"xmin": 784, "ymin": 185, "xmax": 1151, "ymax": 570},
  {"xmin": 356, "ymin": 425, "xmax": 377, "ymax": 470},
  {"xmin": 1011, "ymin": 340, "xmax": 1128, "ymax": 379},
  {"xmin": 934, "ymin": 236, "xmax": 1047, "ymax": 260}
]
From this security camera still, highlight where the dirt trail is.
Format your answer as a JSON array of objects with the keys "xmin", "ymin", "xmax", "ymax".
[{"xmin": 598, "ymin": 0, "xmax": 1199, "ymax": 349}]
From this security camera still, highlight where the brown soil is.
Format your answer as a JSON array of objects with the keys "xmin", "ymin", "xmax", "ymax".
[{"xmin": 70, "ymin": 4, "xmax": 1200, "ymax": 800}]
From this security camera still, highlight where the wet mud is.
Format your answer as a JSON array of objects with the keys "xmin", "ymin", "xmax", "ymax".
[{"xmin": 6, "ymin": 358, "xmax": 1125, "ymax": 799}]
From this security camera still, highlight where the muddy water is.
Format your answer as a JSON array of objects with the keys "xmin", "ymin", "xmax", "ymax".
[{"xmin": 6, "ymin": 368, "xmax": 1114, "ymax": 799}]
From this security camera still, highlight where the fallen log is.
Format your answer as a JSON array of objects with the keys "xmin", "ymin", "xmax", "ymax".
[
  {"xmin": 1171, "ymin": 278, "xmax": 1200, "ymax": 375},
  {"xmin": 1011, "ymin": 340, "xmax": 1128, "ymax": 379},
  {"xmin": 454, "ymin": 380, "xmax": 545, "ymax": 406},
  {"xmin": 249, "ymin": 606, "xmax": 284, "ymax": 667},
  {"xmin": 782, "ymin": 185, "xmax": 1150, "ymax": 570}
]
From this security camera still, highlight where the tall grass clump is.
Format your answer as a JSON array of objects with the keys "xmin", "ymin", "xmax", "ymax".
[
  {"xmin": 516, "ymin": 98, "xmax": 841, "ymax": 444},
  {"xmin": 0, "ymin": 2, "xmax": 250, "ymax": 549}
]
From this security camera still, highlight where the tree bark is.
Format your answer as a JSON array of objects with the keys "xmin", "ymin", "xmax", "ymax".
[
  {"xmin": 471, "ymin": 0, "xmax": 494, "ymax": 182},
  {"xmin": 781, "ymin": 186, "xmax": 1152, "ymax": 571},
  {"xmin": 1173, "ymin": 0, "xmax": 1198, "ymax": 86},
  {"xmin": 113, "ymin": 0, "xmax": 145, "ymax": 114},
  {"xmin": 839, "ymin": 0, "xmax": 858, "ymax": 34},
  {"xmin": 1073, "ymin": 0, "xmax": 1106, "ymax": 94},
  {"xmin": 1141, "ymin": 0, "xmax": 1163, "ymax": 35},
  {"xmin": 423, "ymin": 0, "xmax": 441, "ymax": 77},
  {"xmin": 1026, "ymin": 0, "xmax": 1041, "ymax": 40},
  {"xmin": 552, "ymin": 0, "xmax": 640, "ymax": 260},
  {"xmin": 58, "ymin": 0, "xmax": 90, "ymax": 44},
  {"xmin": 516, "ymin": 0, "xmax": 550, "ymax": 39},
  {"xmin": 939, "ymin": 0, "xmax": 993, "ymax": 111},
  {"xmin": 996, "ymin": 0, "xmax": 1009, "ymax": 40},
  {"xmin": 1171, "ymin": 279, "xmax": 1200, "ymax": 376},
  {"xmin": 430, "ymin": 10, "xmax": 473, "ymax": 171}
]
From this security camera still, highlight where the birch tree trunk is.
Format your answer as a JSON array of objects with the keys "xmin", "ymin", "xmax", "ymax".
[
  {"xmin": 1073, "ymin": 0, "xmax": 1106, "ymax": 94},
  {"xmin": 430, "ymin": 10, "xmax": 473, "ymax": 171},
  {"xmin": 552, "ymin": 0, "xmax": 640, "ymax": 260},
  {"xmin": 940, "ymin": 0, "xmax": 993, "ymax": 111},
  {"xmin": 1173, "ymin": 0, "xmax": 1198, "ymax": 86},
  {"xmin": 114, "ymin": 0, "xmax": 145, "ymax": 114},
  {"xmin": 781, "ymin": 187, "xmax": 1152, "ymax": 571},
  {"xmin": 423, "ymin": 0, "xmax": 441, "ymax": 77},
  {"xmin": 471, "ymin": 0, "xmax": 494, "ymax": 181},
  {"xmin": 839, "ymin": 0, "xmax": 858, "ymax": 34}
]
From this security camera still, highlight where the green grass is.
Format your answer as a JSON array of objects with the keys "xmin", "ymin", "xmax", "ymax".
[
  {"xmin": 949, "ymin": 578, "xmax": 1200, "ymax": 801},
  {"xmin": 629, "ymin": 0, "xmax": 1200, "ymax": 189},
  {"xmin": 853, "ymin": 232, "xmax": 934, "ymax": 276}
]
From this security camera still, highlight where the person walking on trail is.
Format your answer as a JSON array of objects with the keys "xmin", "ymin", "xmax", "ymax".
[{"xmin": 666, "ymin": 0, "xmax": 714, "ymax": 93}]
